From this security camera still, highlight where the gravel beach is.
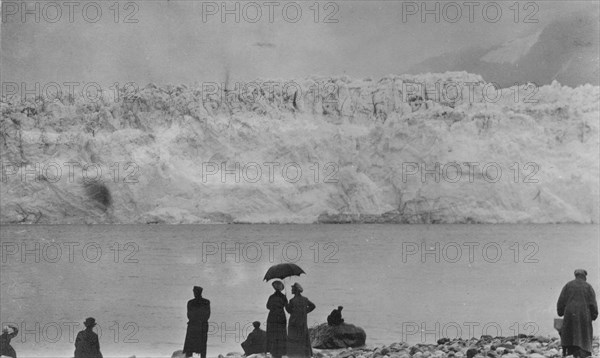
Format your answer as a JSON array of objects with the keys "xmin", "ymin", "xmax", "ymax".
[{"xmin": 209, "ymin": 336, "xmax": 600, "ymax": 358}]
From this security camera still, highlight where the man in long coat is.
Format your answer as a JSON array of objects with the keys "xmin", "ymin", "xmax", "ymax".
[
  {"xmin": 74, "ymin": 318, "xmax": 103, "ymax": 358},
  {"xmin": 286, "ymin": 283, "xmax": 316, "ymax": 358},
  {"xmin": 183, "ymin": 286, "xmax": 211, "ymax": 358},
  {"xmin": 266, "ymin": 281, "xmax": 288, "ymax": 358},
  {"xmin": 557, "ymin": 269, "xmax": 598, "ymax": 357}
]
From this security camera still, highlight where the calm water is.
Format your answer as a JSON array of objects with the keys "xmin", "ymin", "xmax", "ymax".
[{"xmin": 0, "ymin": 224, "xmax": 598, "ymax": 358}]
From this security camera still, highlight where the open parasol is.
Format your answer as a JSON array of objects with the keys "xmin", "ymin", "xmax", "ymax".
[
  {"xmin": 263, "ymin": 263, "xmax": 305, "ymax": 294},
  {"xmin": 263, "ymin": 263, "xmax": 305, "ymax": 281}
]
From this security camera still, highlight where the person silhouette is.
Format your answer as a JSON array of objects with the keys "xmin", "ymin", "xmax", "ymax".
[
  {"xmin": 0, "ymin": 325, "xmax": 19, "ymax": 358},
  {"xmin": 266, "ymin": 280, "xmax": 288, "ymax": 358},
  {"xmin": 183, "ymin": 286, "xmax": 211, "ymax": 358},
  {"xmin": 286, "ymin": 283, "xmax": 316, "ymax": 358},
  {"xmin": 557, "ymin": 269, "xmax": 598, "ymax": 357},
  {"xmin": 74, "ymin": 318, "xmax": 103, "ymax": 358},
  {"xmin": 241, "ymin": 321, "xmax": 267, "ymax": 356},
  {"xmin": 327, "ymin": 306, "xmax": 344, "ymax": 326}
]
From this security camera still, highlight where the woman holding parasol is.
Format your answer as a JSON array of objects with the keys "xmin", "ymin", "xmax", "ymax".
[
  {"xmin": 264, "ymin": 263, "xmax": 313, "ymax": 358},
  {"xmin": 266, "ymin": 280, "xmax": 288, "ymax": 358}
]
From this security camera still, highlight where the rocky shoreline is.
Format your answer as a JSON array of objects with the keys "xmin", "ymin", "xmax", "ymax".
[{"xmin": 206, "ymin": 336, "xmax": 599, "ymax": 358}]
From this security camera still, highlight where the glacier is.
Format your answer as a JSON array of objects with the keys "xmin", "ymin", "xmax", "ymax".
[{"xmin": 1, "ymin": 72, "xmax": 598, "ymax": 224}]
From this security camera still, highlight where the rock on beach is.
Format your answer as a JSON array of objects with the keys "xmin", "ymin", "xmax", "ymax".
[{"xmin": 310, "ymin": 323, "xmax": 367, "ymax": 349}]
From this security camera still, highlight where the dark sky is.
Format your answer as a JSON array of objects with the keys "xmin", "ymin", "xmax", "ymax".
[{"xmin": 1, "ymin": 0, "xmax": 596, "ymax": 89}]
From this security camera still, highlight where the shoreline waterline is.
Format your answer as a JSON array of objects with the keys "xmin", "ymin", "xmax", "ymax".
[{"xmin": 1, "ymin": 224, "xmax": 598, "ymax": 358}]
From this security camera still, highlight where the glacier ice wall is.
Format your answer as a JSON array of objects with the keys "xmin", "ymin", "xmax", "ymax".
[{"xmin": 1, "ymin": 72, "xmax": 598, "ymax": 224}]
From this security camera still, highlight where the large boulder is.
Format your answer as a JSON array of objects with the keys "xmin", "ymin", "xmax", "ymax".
[{"xmin": 309, "ymin": 323, "xmax": 366, "ymax": 349}]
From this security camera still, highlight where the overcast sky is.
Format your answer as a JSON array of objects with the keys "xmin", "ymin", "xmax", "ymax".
[{"xmin": 1, "ymin": 0, "xmax": 597, "ymax": 88}]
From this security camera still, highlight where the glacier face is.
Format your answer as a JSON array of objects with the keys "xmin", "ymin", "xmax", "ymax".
[{"xmin": 1, "ymin": 72, "xmax": 598, "ymax": 224}]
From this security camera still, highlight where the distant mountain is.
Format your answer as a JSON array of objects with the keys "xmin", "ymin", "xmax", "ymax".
[{"xmin": 410, "ymin": 12, "xmax": 599, "ymax": 87}]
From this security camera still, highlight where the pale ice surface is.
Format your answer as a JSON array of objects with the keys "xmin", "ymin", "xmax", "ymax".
[{"xmin": 1, "ymin": 73, "xmax": 598, "ymax": 225}]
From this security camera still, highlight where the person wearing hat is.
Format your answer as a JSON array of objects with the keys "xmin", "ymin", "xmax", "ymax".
[
  {"xmin": 241, "ymin": 321, "xmax": 267, "ymax": 356},
  {"xmin": 0, "ymin": 324, "xmax": 19, "ymax": 358},
  {"xmin": 286, "ymin": 283, "xmax": 316, "ymax": 358},
  {"xmin": 183, "ymin": 286, "xmax": 211, "ymax": 358},
  {"xmin": 74, "ymin": 318, "xmax": 103, "ymax": 358},
  {"xmin": 557, "ymin": 269, "xmax": 598, "ymax": 357},
  {"xmin": 266, "ymin": 280, "xmax": 288, "ymax": 358},
  {"xmin": 327, "ymin": 306, "xmax": 344, "ymax": 326}
]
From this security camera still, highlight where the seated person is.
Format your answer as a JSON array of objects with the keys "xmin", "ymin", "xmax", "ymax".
[
  {"xmin": 327, "ymin": 306, "xmax": 344, "ymax": 326},
  {"xmin": 241, "ymin": 321, "xmax": 266, "ymax": 356}
]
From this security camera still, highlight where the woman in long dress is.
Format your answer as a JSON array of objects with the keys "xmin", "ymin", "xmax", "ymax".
[
  {"xmin": 286, "ymin": 283, "xmax": 316, "ymax": 358},
  {"xmin": 266, "ymin": 281, "xmax": 288, "ymax": 358}
]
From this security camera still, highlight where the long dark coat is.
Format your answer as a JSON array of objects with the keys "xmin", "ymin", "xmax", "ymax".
[
  {"xmin": 266, "ymin": 291, "xmax": 288, "ymax": 358},
  {"xmin": 74, "ymin": 329, "xmax": 103, "ymax": 358},
  {"xmin": 286, "ymin": 294, "xmax": 316, "ymax": 358},
  {"xmin": 557, "ymin": 278, "xmax": 598, "ymax": 353},
  {"xmin": 183, "ymin": 297, "xmax": 211, "ymax": 357}
]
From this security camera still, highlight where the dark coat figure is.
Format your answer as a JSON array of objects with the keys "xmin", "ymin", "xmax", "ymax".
[
  {"xmin": 0, "ymin": 325, "xmax": 19, "ymax": 358},
  {"xmin": 266, "ymin": 281, "xmax": 288, "ymax": 358},
  {"xmin": 327, "ymin": 306, "xmax": 344, "ymax": 326},
  {"xmin": 286, "ymin": 283, "xmax": 316, "ymax": 358},
  {"xmin": 241, "ymin": 321, "xmax": 267, "ymax": 356},
  {"xmin": 183, "ymin": 286, "xmax": 211, "ymax": 358},
  {"xmin": 74, "ymin": 318, "xmax": 103, "ymax": 358},
  {"xmin": 557, "ymin": 269, "xmax": 598, "ymax": 357}
]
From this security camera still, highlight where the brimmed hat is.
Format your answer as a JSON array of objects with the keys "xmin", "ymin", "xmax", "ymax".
[
  {"xmin": 574, "ymin": 269, "xmax": 588, "ymax": 277},
  {"xmin": 292, "ymin": 282, "xmax": 303, "ymax": 293},
  {"xmin": 84, "ymin": 317, "xmax": 97, "ymax": 327},
  {"xmin": 272, "ymin": 281, "xmax": 284, "ymax": 291}
]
